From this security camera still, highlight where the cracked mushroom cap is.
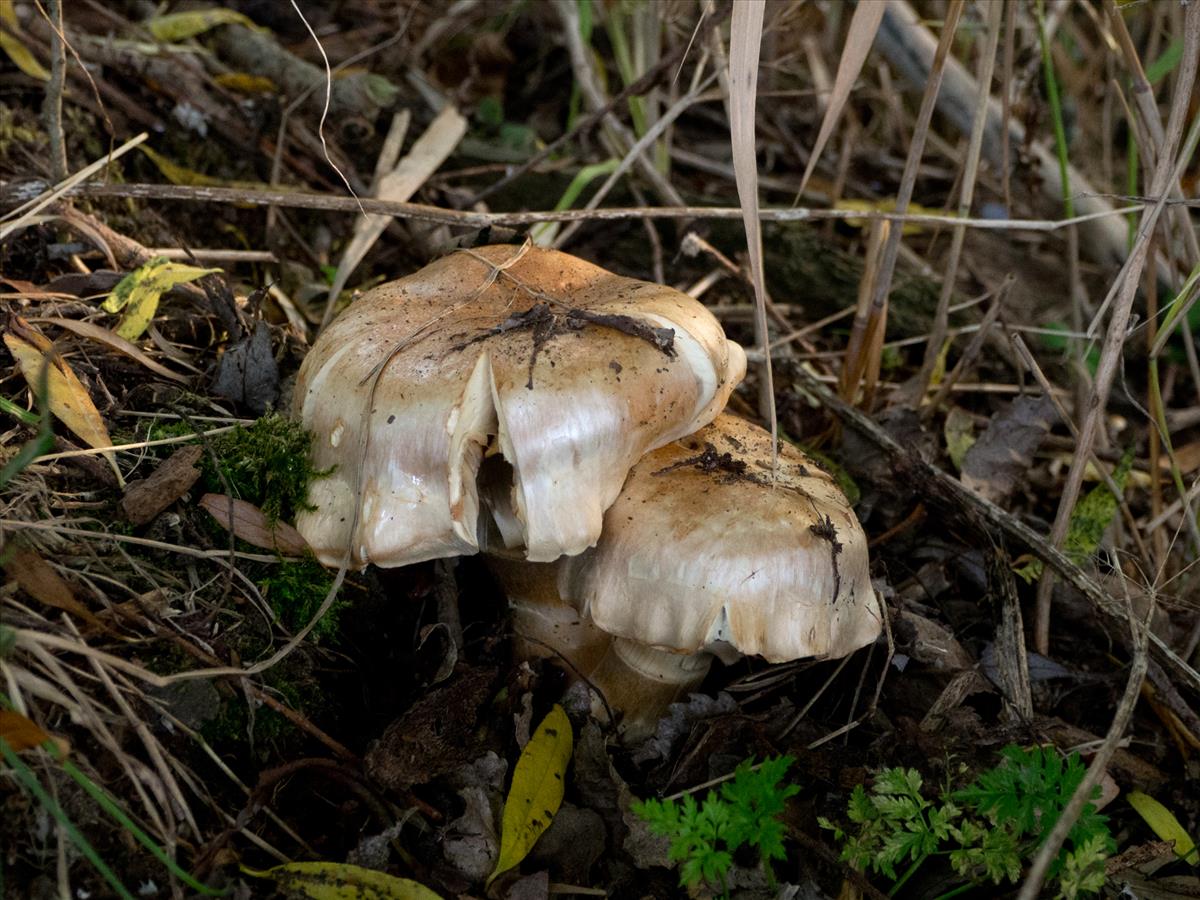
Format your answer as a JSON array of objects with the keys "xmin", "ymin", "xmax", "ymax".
[
  {"xmin": 295, "ymin": 244, "xmax": 746, "ymax": 568},
  {"xmin": 559, "ymin": 413, "xmax": 881, "ymax": 663}
]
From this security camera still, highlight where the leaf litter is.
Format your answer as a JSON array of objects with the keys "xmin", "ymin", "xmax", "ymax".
[{"xmin": 1, "ymin": 3, "xmax": 1198, "ymax": 899}]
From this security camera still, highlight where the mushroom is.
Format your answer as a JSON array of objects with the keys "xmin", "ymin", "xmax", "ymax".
[
  {"xmin": 295, "ymin": 244, "xmax": 746, "ymax": 568},
  {"xmin": 492, "ymin": 413, "xmax": 881, "ymax": 736}
]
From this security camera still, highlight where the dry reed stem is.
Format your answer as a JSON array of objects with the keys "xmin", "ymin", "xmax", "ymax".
[
  {"xmin": 26, "ymin": 180, "xmax": 1162, "ymax": 231},
  {"xmin": 915, "ymin": 0, "xmax": 1002, "ymax": 399}
]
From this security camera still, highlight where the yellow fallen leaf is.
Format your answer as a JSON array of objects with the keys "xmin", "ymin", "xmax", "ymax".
[
  {"xmin": 489, "ymin": 704, "xmax": 572, "ymax": 885},
  {"xmin": 102, "ymin": 256, "xmax": 219, "ymax": 341},
  {"xmin": 146, "ymin": 8, "xmax": 256, "ymax": 42},
  {"xmin": 3, "ymin": 316, "xmax": 121, "ymax": 482},
  {"xmin": 241, "ymin": 861, "xmax": 442, "ymax": 899},
  {"xmin": 835, "ymin": 198, "xmax": 949, "ymax": 235},
  {"xmin": 213, "ymin": 72, "xmax": 276, "ymax": 94},
  {"xmin": 0, "ymin": 0, "xmax": 49, "ymax": 81},
  {"xmin": 1128, "ymin": 791, "xmax": 1198, "ymax": 864},
  {"xmin": 136, "ymin": 145, "xmax": 272, "ymax": 191}
]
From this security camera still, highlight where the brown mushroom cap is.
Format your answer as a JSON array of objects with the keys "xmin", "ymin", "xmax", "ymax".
[
  {"xmin": 559, "ymin": 413, "xmax": 881, "ymax": 663},
  {"xmin": 295, "ymin": 245, "xmax": 746, "ymax": 568}
]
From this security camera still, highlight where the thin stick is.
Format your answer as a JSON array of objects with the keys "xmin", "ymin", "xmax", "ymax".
[
  {"xmin": 42, "ymin": 0, "xmax": 68, "ymax": 182},
  {"xmin": 32, "ymin": 426, "xmax": 237, "ymax": 462},
  {"xmin": 27, "ymin": 181, "xmax": 1150, "ymax": 232}
]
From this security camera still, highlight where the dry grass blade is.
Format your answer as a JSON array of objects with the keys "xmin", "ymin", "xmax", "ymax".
[
  {"xmin": 915, "ymin": 0, "xmax": 1003, "ymax": 400},
  {"xmin": 839, "ymin": 220, "xmax": 889, "ymax": 407},
  {"xmin": 1035, "ymin": 5, "xmax": 1200, "ymax": 654},
  {"xmin": 320, "ymin": 106, "xmax": 467, "ymax": 333},
  {"xmin": 30, "ymin": 317, "xmax": 188, "ymax": 384},
  {"xmin": 728, "ymin": 0, "xmax": 776, "ymax": 463},
  {"xmin": 794, "ymin": 0, "xmax": 884, "ymax": 201}
]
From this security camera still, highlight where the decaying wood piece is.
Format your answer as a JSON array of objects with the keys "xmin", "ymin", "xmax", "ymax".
[{"xmin": 120, "ymin": 445, "xmax": 204, "ymax": 526}]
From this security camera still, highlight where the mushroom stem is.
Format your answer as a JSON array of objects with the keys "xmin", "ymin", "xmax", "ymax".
[
  {"xmin": 485, "ymin": 555, "xmax": 612, "ymax": 675},
  {"xmin": 587, "ymin": 638, "xmax": 713, "ymax": 739}
]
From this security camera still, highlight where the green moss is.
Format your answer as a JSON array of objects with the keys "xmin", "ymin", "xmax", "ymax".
[
  {"xmin": 259, "ymin": 557, "xmax": 345, "ymax": 643},
  {"xmin": 203, "ymin": 413, "xmax": 324, "ymax": 522}
]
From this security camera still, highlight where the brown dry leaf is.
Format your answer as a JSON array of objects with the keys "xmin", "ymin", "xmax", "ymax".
[
  {"xmin": 1, "ymin": 544, "xmax": 103, "ymax": 629},
  {"xmin": 3, "ymin": 315, "xmax": 122, "ymax": 484},
  {"xmin": 0, "ymin": 709, "xmax": 68, "ymax": 756},
  {"xmin": 199, "ymin": 493, "xmax": 309, "ymax": 556},
  {"xmin": 796, "ymin": 1, "xmax": 885, "ymax": 199},
  {"xmin": 120, "ymin": 445, "xmax": 204, "ymax": 525},
  {"xmin": 961, "ymin": 395, "xmax": 1056, "ymax": 504},
  {"xmin": 31, "ymin": 317, "xmax": 189, "ymax": 384}
]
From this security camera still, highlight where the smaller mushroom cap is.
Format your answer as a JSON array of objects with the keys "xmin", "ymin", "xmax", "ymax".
[{"xmin": 559, "ymin": 414, "xmax": 881, "ymax": 663}]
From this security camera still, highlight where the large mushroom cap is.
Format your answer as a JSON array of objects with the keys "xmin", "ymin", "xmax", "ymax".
[
  {"xmin": 560, "ymin": 413, "xmax": 881, "ymax": 663},
  {"xmin": 295, "ymin": 244, "xmax": 746, "ymax": 568}
]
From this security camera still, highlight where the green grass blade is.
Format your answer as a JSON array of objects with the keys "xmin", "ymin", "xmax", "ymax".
[
  {"xmin": 1036, "ymin": 0, "xmax": 1074, "ymax": 217},
  {"xmin": 61, "ymin": 758, "xmax": 226, "ymax": 896},
  {"xmin": 0, "ymin": 738, "xmax": 137, "ymax": 900}
]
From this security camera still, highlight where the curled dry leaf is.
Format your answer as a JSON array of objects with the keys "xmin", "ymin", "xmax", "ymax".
[
  {"xmin": 3, "ymin": 315, "xmax": 121, "ymax": 483},
  {"xmin": 199, "ymin": 493, "xmax": 309, "ymax": 556}
]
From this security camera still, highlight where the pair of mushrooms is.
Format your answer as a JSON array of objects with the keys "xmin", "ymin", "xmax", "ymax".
[{"xmin": 296, "ymin": 244, "xmax": 881, "ymax": 735}]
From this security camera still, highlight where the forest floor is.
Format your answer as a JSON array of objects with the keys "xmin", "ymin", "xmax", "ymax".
[{"xmin": 0, "ymin": 1, "xmax": 1198, "ymax": 899}]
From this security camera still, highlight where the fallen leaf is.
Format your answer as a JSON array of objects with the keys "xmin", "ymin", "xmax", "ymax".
[
  {"xmin": 943, "ymin": 407, "xmax": 975, "ymax": 471},
  {"xmin": 146, "ymin": 8, "xmax": 257, "ymax": 42},
  {"xmin": 3, "ymin": 315, "xmax": 120, "ymax": 482},
  {"xmin": 0, "ymin": 709, "xmax": 68, "ymax": 756},
  {"xmin": 1128, "ymin": 791, "xmax": 1198, "ymax": 864},
  {"xmin": 241, "ymin": 861, "xmax": 442, "ymax": 900},
  {"xmin": 102, "ymin": 256, "xmax": 220, "ymax": 341},
  {"xmin": 1, "ymin": 544, "xmax": 103, "ymax": 628},
  {"xmin": 490, "ymin": 705, "xmax": 573, "ymax": 884},
  {"xmin": 199, "ymin": 493, "xmax": 309, "ymax": 556},
  {"xmin": 121, "ymin": 445, "xmax": 204, "ymax": 525},
  {"xmin": 135, "ymin": 145, "xmax": 272, "ymax": 191},
  {"xmin": 211, "ymin": 321, "xmax": 279, "ymax": 414},
  {"xmin": 213, "ymin": 72, "xmax": 276, "ymax": 93},
  {"xmin": 0, "ymin": 0, "xmax": 49, "ymax": 81},
  {"xmin": 32, "ymin": 317, "xmax": 188, "ymax": 383},
  {"xmin": 960, "ymin": 395, "xmax": 1056, "ymax": 503}
]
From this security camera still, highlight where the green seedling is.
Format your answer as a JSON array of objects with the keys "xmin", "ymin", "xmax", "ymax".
[
  {"xmin": 633, "ymin": 755, "xmax": 799, "ymax": 897},
  {"xmin": 821, "ymin": 744, "xmax": 1114, "ymax": 899}
]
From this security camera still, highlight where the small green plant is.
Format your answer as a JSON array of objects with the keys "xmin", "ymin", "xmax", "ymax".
[
  {"xmin": 820, "ymin": 744, "xmax": 1114, "ymax": 899},
  {"xmin": 632, "ymin": 755, "xmax": 799, "ymax": 897}
]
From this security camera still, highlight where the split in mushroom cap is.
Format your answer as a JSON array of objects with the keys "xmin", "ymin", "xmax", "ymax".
[{"xmin": 295, "ymin": 244, "xmax": 746, "ymax": 568}]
